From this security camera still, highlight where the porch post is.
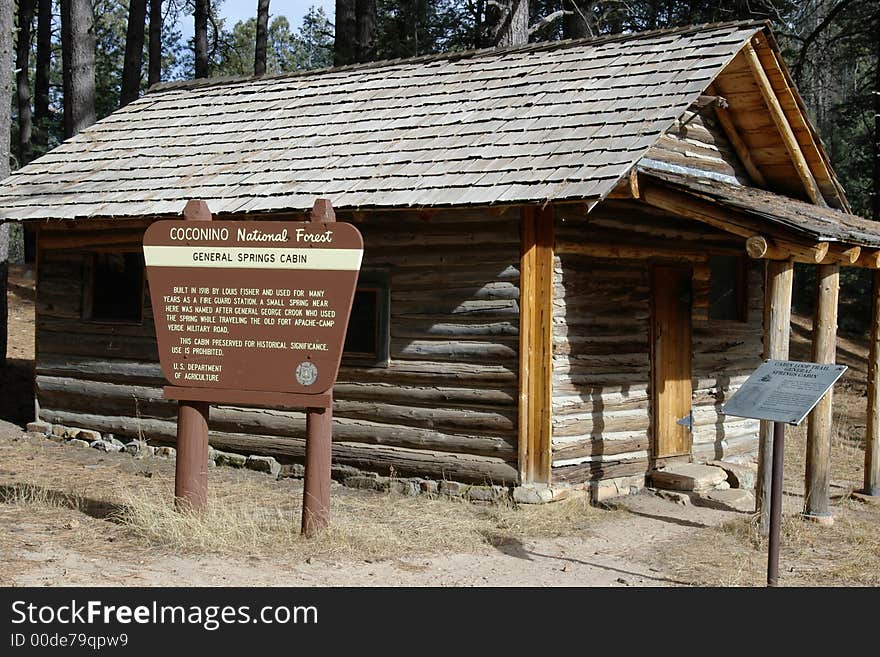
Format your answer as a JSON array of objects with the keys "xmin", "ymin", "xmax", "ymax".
[
  {"xmin": 518, "ymin": 205, "xmax": 554, "ymax": 484},
  {"xmin": 756, "ymin": 259, "xmax": 793, "ymax": 535},
  {"xmin": 862, "ymin": 269, "xmax": 880, "ymax": 497},
  {"xmin": 804, "ymin": 263, "xmax": 839, "ymax": 524}
]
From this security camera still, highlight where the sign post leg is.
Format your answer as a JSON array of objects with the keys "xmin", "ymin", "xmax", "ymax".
[
  {"xmin": 174, "ymin": 400, "xmax": 210, "ymax": 513},
  {"xmin": 767, "ymin": 421, "xmax": 785, "ymax": 587},
  {"xmin": 302, "ymin": 403, "xmax": 332, "ymax": 537}
]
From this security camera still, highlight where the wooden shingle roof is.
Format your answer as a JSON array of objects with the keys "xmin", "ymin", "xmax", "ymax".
[{"xmin": 0, "ymin": 22, "xmax": 767, "ymax": 221}]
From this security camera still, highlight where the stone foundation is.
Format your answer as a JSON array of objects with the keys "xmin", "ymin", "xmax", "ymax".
[{"xmin": 25, "ymin": 422, "xmax": 649, "ymax": 505}]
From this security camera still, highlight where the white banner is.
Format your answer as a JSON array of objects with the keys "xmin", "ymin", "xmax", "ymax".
[{"xmin": 143, "ymin": 246, "xmax": 363, "ymax": 270}]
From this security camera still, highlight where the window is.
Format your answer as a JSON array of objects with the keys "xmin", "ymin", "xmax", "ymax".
[
  {"xmin": 343, "ymin": 271, "xmax": 390, "ymax": 366},
  {"xmin": 709, "ymin": 255, "xmax": 746, "ymax": 321},
  {"xmin": 83, "ymin": 252, "xmax": 145, "ymax": 323}
]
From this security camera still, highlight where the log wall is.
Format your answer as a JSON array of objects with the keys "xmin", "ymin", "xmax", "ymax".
[
  {"xmin": 643, "ymin": 107, "xmax": 751, "ymax": 183},
  {"xmin": 550, "ymin": 200, "xmax": 762, "ymax": 485},
  {"xmin": 35, "ymin": 209, "xmax": 522, "ymax": 484}
]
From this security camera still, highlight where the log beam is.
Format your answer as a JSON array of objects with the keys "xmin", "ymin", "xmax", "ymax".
[
  {"xmin": 820, "ymin": 245, "xmax": 861, "ymax": 266},
  {"xmin": 745, "ymin": 235, "xmax": 828, "ymax": 264},
  {"xmin": 804, "ymin": 263, "xmax": 839, "ymax": 525},
  {"xmin": 743, "ymin": 43, "xmax": 828, "ymax": 207},
  {"xmin": 756, "ymin": 259, "xmax": 793, "ymax": 535},
  {"xmin": 864, "ymin": 270, "xmax": 880, "ymax": 497},
  {"xmin": 607, "ymin": 168, "xmax": 640, "ymax": 200},
  {"xmin": 519, "ymin": 205, "xmax": 553, "ymax": 484},
  {"xmin": 855, "ymin": 250, "xmax": 880, "ymax": 269},
  {"xmin": 639, "ymin": 183, "xmax": 763, "ymax": 239},
  {"xmin": 558, "ymin": 240, "xmax": 721, "ymax": 262},
  {"xmin": 707, "ymin": 83, "xmax": 768, "ymax": 187}
]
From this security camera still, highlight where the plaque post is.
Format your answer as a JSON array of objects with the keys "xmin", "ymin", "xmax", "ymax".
[
  {"xmin": 174, "ymin": 200, "xmax": 213, "ymax": 513},
  {"xmin": 767, "ymin": 421, "xmax": 785, "ymax": 586},
  {"xmin": 301, "ymin": 198, "xmax": 337, "ymax": 537},
  {"xmin": 302, "ymin": 400, "xmax": 333, "ymax": 537},
  {"xmin": 175, "ymin": 400, "xmax": 211, "ymax": 512}
]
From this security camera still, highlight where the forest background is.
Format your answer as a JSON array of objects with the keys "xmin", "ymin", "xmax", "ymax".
[{"xmin": 0, "ymin": 0, "xmax": 877, "ymax": 362}]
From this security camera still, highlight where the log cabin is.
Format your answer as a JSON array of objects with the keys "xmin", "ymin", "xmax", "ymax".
[{"xmin": 2, "ymin": 21, "xmax": 879, "ymax": 514}]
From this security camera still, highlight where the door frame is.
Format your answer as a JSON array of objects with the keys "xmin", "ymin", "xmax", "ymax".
[{"xmin": 650, "ymin": 262, "xmax": 694, "ymax": 461}]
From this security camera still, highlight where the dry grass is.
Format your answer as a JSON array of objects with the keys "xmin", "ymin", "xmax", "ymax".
[
  {"xmin": 0, "ymin": 432, "xmax": 611, "ymax": 563},
  {"xmin": 113, "ymin": 475, "xmax": 607, "ymax": 561},
  {"xmin": 0, "ymin": 482, "xmax": 85, "ymax": 510}
]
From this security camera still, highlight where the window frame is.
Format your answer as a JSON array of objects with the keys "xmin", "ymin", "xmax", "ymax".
[{"xmin": 341, "ymin": 269, "xmax": 391, "ymax": 367}]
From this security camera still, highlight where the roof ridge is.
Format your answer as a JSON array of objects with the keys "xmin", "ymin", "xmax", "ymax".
[{"xmin": 147, "ymin": 19, "xmax": 768, "ymax": 95}]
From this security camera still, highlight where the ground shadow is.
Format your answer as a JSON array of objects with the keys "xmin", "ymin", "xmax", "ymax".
[
  {"xmin": 487, "ymin": 535, "xmax": 694, "ymax": 586},
  {"xmin": 0, "ymin": 358, "xmax": 34, "ymax": 426},
  {"xmin": 0, "ymin": 483, "xmax": 124, "ymax": 522}
]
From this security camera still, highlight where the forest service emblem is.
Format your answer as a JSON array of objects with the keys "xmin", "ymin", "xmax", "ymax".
[{"xmin": 295, "ymin": 361, "xmax": 318, "ymax": 386}]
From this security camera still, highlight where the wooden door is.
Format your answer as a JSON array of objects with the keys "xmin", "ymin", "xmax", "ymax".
[{"xmin": 652, "ymin": 265, "xmax": 693, "ymax": 458}]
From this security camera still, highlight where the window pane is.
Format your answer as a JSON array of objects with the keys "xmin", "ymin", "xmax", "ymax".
[
  {"xmin": 344, "ymin": 289, "xmax": 379, "ymax": 355},
  {"xmin": 709, "ymin": 255, "xmax": 743, "ymax": 321},
  {"xmin": 89, "ymin": 253, "xmax": 144, "ymax": 322}
]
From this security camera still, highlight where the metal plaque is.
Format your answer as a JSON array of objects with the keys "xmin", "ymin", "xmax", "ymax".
[
  {"xmin": 143, "ymin": 220, "xmax": 363, "ymax": 395},
  {"xmin": 721, "ymin": 359, "xmax": 847, "ymax": 425}
]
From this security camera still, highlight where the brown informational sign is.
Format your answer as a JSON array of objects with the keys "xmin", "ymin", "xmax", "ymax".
[{"xmin": 143, "ymin": 219, "xmax": 363, "ymax": 395}]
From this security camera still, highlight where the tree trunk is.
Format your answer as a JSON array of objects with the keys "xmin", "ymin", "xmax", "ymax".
[
  {"xmin": 194, "ymin": 0, "xmax": 209, "ymax": 78},
  {"xmin": 334, "ymin": 0, "xmax": 357, "ymax": 66},
  {"xmin": 562, "ymin": 0, "xmax": 590, "ymax": 39},
  {"xmin": 355, "ymin": 0, "xmax": 376, "ymax": 62},
  {"xmin": 873, "ymin": 24, "xmax": 879, "ymax": 222},
  {"xmin": 121, "ymin": 0, "xmax": 147, "ymax": 107},
  {"xmin": 16, "ymin": 0, "xmax": 35, "ymax": 165},
  {"xmin": 254, "ymin": 0, "xmax": 270, "ymax": 75},
  {"xmin": 33, "ymin": 0, "xmax": 51, "ymax": 153},
  {"xmin": 0, "ymin": 0, "xmax": 12, "ymax": 364},
  {"xmin": 491, "ymin": 0, "xmax": 529, "ymax": 47},
  {"xmin": 148, "ymin": 0, "xmax": 162, "ymax": 86},
  {"xmin": 60, "ymin": 0, "xmax": 96, "ymax": 139}
]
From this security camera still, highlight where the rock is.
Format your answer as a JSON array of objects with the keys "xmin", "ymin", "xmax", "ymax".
[
  {"xmin": 708, "ymin": 460, "xmax": 758, "ymax": 490},
  {"xmin": 650, "ymin": 464, "xmax": 728, "ymax": 492},
  {"xmin": 331, "ymin": 464, "xmax": 362, "ymax": 480},
  {"xmin": 91, "ymin": 439, "xmax": 122, "ymax": 453},
  {"xmin": 281, "ymin": 463, "xmax": 306, "ymax": 478},
  {"xmin": 439, "ymin": 480, "xmax": 468, "ymax": 497},
  {"xmin": 75, "ymin": 429, "xmax": 102, "ymax": 442},
  {"xmin": 389, "ymin": 479, "xmax": 420, "ymax": 496},
  {"xmin": 467, "ymin": 485, "xmax": 508, "ymax": 503},
  {"xmin": 107, "ymin": 436, "xmax": 126, "ymax": 449},
  {"xmin": 652, "ymin": 488, "xmax": 691, "ymax": 505},
  {"xmin": 214, "ymin": 451, "xmax": 245, "ymax": 468},
  {"xmin": 345, "ymin": 475, "xmax": 383, "ymax": 491},
  {"xmin": 245, "ymin": 455, "xmax": 281, "ymax": 478},
  {"xmin": 124, "ymin": 441, "xmax": 149, "ymax": 456},
  {"xmin": 207, "ymin": 446, "xmax": 219, "ymax": 461},
  {"xmin": 66, "ymin": 438, "xmax": 90, "ymax": 448},
  {"xmin": 26, "ymin": 421, "xmax": 51, "ymax": 434},
  {"xmin": 52, "ymin": 424, "xmax": 74, "ymax": 438},
  {"xmin": 695, "ymin": 488, "xmax": 755, "ymax": 513},
  {"xmin": 513, "ymin": 485, "xmax": 553, "ymax": 504},
  {"xmin": 156, "ymin": 446, "xmax": 177, "ymax": 459}
]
